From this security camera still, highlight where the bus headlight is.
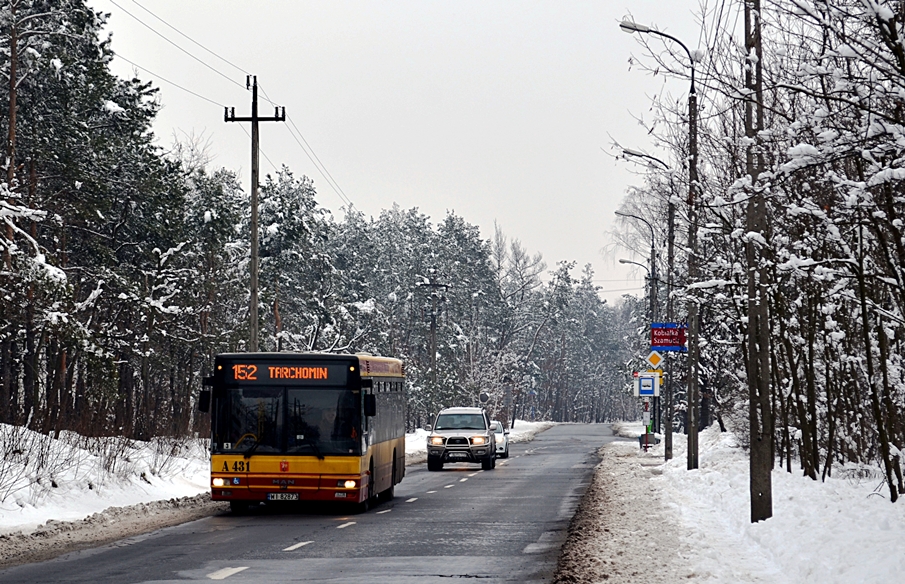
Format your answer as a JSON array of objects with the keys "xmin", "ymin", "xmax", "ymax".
[
  {"xmin": 471, "ymin": 436, "xmax": 486, "ymax": 445},
  {"xmin": 430, "ymin": 436, "xmax": 444, "ymax": 445},
  {"xmin": 212, "ymin": 478, "xmax": 225, "ymax": 487},
  {"xmin": 338, "ymin": 480, "xmax": 357, "ymax": 489}
]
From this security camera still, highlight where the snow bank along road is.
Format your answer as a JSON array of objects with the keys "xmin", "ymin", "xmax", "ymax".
[{"xmin": 0, "ymin": 424, "xmax": 618, "ymax": 583}]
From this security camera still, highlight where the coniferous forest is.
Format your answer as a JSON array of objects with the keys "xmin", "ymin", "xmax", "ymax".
[
  {"xmin": 0, "ymin": 1, "xmax": 640, "ymax": 444},
  {"xmin": 5, "ymin": 0, "xmax": 905, "ymax": 506}
]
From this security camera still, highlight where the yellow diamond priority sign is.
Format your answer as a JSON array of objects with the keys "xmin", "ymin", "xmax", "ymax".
[{"xmin": 645, "ymin": 351, "xmax": 663, "ymax": 369}]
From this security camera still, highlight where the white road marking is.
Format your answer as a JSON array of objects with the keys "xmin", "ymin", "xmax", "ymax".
[
  {"xmin": 444, "ymin": 484, "xmax": 454, "ymax": 489},
  {"xmin": 523, "ymin": 543, "xmax": 555, "ymax": 554},
  {"xmin": 207, "ymin": 567, "xmax": 249, "ymax": 580},
  {"xmin": 459, "ymin": 478, "xmax": 468, "ymax": 482},
  {"xmin": 337, "ymin": 522, "xmax": 356, "ymax": 529},
  {"xmin": 283, "ymin": 541, "xmax": 313, "ymax": 551},
  {"xmin": 377, "ymin": 509, "xmax": 392, "ymax": 514},
  {"xmin": 468, "ymin": 472, "xmax": 479, "ymax": 477},
  {"xmin": 405, "ymin": 497, "xmax": 418, "ymax": 502},
  {"xmin": 426, "ymin": 490, "xmax": 437, "ymax": 494}
]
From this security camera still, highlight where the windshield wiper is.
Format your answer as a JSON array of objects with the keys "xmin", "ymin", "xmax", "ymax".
[
  {"xmin": 243, "ymin": 437, "xmax": 261, "ymax": 459},
  {"xmin": 298, "ymin": 436, "xmax": 325, "ymax": 460}
]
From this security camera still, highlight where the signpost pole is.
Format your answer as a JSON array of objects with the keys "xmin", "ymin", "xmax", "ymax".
[{"xmin": 643, "ymin": 398, "xmax": 651, "ymax": 451}]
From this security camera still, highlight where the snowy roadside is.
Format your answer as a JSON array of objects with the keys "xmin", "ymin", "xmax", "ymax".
[
  {"xmin": 0, "ymin": 420, "xmax": 553, "ymax": 568},
  {"xmin": 0, "ymin": 494, "xmax": 226, "ymax": 568},
  {"xmin": 0, "ymin": 425, "xmax": 220, "ymax": 568},
  {"xmin": 554, "ymin": 431, "xmax": 689, "ymax": 583},
  {"xmin": 556, "ymin": 423, "xmax": 905, "ymax": 583}
]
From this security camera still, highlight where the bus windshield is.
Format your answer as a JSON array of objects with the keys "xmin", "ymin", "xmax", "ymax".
[{"xmin": 215, "ymin": 387, "xmax": 362, "ymax": 456}]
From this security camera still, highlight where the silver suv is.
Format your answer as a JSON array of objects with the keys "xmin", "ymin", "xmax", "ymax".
[{"xmin": 426, "ymin": 407, "xmax": 496, "ymax": 471}]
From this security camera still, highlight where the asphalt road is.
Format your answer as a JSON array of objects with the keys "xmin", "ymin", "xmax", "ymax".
[{"xmin": 0, "ymin": 424, "xmax": 618, "ymax": 584}]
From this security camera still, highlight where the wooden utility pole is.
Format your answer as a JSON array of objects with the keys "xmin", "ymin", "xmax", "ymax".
[
  {"xmin": 225, "ymin": 76, "xmax": 285, "ymax": 352},
  {"xmin": 745, "ymin": 0, "xmax": 773, "ymax": 522},
  {"xmin": 417, "ymin": 273, "xmax": 448, "ymax": 395}
]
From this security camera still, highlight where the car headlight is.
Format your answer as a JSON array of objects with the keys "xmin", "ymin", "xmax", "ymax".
[
  {"xmin": 430, "ymin": 436, "xmax": 444, "ymax": 445},
  {"xmin": 471, "ymin": 436, "xmax": 486, "ymax": 445}
]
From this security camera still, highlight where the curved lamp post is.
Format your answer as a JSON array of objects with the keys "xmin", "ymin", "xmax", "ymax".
[
  {"xmin": 620, "ymin": 18, "xmax": 700, "ymax": 470},
  {"xmin": 622, "ymin": 148, "xmax": 669, "ymax": 170},
  {"xmin": 621, "ymin": 149, "xmax": 678, "ymax": 461},
  {"xmin": 615, "ymin": 212, "xmax": 658, "ymax": 323}
]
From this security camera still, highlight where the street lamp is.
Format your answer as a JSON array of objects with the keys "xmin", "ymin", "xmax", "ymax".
[
  {"xmin": 622, "ymin": 148, "xmax": 669, "ymax": 170},
  {"xmin": 618, "ymin": 257, "xmax": 648, "ymax": 271},
  {"xmin": 621, "ymin": 148, "xmax": 677, "ymax": 461},
  {"xmin": 615, "ymin": 212, "xmax": 657, "ymax": 322},
  {"xmin": 619, "ymin": 20, "xmax": 696, "ymax": 93},
  {"xmin": 620, "ymin": 18, "xmax": 700, "ymax": 470},
  {"xmin": 617, "ymin": 209, "xmax": 661, "ymax": 436},
  {"xmin": 618, "ymin": 256, "xmax": 655, "ymax": 318}
]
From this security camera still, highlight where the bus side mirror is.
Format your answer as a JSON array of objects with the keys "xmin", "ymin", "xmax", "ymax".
[
  {"xmin": 364, "ymin": 394, "xmax": 377, "ymax": 417},
  {"xmin": 198, "ymin": 389, "xmax": 211, "ymax": 413}
]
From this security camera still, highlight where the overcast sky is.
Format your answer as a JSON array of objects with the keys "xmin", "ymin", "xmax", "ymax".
[{"xmin": 92, "ymin": 0, "xmax": 703, "ymax": 304}]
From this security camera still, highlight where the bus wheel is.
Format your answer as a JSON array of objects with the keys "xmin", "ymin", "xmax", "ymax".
[
  {"xmin": 356, "ymin": 461, "xmax": 375, "ymax": 513},
  {"xmin": 229, "ymin": 501, "xmax": 249, "ymax": 514},
  {"xmin": 383, "ymin": 457, "xmax": 396, "ymax": 501}
]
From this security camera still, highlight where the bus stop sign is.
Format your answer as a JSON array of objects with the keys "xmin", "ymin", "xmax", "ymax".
[{"xmin": 633, "ymin": 371, "xmax": 660, "ymax": 397}]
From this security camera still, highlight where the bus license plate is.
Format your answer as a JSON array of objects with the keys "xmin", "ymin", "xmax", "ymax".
[
  {"xmin": 267, "ymin": 493, "xmax": 299, "ymax": 501},
  {"xmin": 449, "ymin": 452, "xmax": 467, "ymax": 458}
]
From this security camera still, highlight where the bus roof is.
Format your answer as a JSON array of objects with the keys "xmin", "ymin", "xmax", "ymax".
[{"xmin": 215, "ymin": 352, "xmax": 404, "ymax": 378}]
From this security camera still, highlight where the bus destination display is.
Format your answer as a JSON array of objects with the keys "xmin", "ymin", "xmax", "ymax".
[{"xmin": 221, "ymin": 361, "xmax": 350, "ymax": 385}]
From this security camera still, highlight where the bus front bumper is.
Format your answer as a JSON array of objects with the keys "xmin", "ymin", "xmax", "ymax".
[{"xmin": 211, "ymin": 473, "xmax": 369, "ymax": 503}]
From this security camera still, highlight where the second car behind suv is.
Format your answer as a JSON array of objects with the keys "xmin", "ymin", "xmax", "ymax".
[{"xmin": 427, "ymin": 407, "xmax": 496, "ymax": 471}]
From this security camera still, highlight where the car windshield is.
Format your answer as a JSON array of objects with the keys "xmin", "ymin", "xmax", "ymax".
[
  {"xmin": 492, "ymin": 422, "xmax": 504, "ymax": 433},
  {"xmin": 435, "ymin": 413, "xmax": 485, "ymax": 430},
  {"xmin": 214, "ymin": 387, "xmax": 361, "ymax": 456}
]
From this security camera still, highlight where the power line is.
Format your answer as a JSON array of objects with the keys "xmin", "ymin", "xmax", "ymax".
[
  {"xmin": 237, "ymin": 124, "xmax": 279, "ymax": 174},
  {"xmin": 288, "ymin": 116, "xmax": 353, "ymax": 206},
  {"xmin": 283, "ymin": 114, "xmax": 355, "ymax": 210},
  {"xmin": 109, "ymin": 1, "xmax": 352, "ymax": 209},
  {"xmin": 110, "ymin": 0, "xmax": 245, "ymax": 91},
  {"xmin": 114, "ymin": 53, "xmax": 224, "ymax": 107},
  {"xmin": 126, "ymin": 0, "xmax": 249, "ymax": 77},
  {"xmin": 114, "ymin": 54, "xmax": 274, "ymax": 178}
]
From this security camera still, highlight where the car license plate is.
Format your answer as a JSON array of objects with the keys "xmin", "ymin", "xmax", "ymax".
[
  {"xmin": 449, "ymin": 452, "xmax": 468, "ymax": 458},
  {"xmin": 267, "ymin": 493, "xmax": 299, "ymax": 501}
]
